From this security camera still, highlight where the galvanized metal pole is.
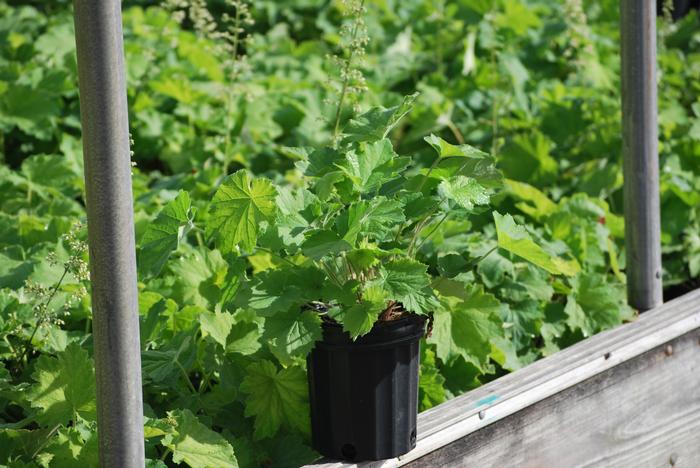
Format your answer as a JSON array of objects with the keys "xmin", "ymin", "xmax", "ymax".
[
  {"xmin": 620, "ymin": 0, "xmax": 663, "ymax": 311},
  {"xmin": 73, "ymin": 1, "xmax": 144, "ymax": 466}
]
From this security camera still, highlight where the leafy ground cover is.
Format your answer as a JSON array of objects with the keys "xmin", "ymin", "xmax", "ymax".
[{"xmin": 0, "ymin": 0, "xmax": 699, "ymax": 466}]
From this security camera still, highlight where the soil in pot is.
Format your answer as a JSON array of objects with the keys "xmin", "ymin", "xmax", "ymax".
[{"xmin": 307, "ymin": 314, "xmax": 426, "ymax": 462}]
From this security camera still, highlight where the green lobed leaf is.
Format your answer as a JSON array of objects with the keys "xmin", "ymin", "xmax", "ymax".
[
  {"xmin": 490, "ymin": 336, "xmax": 523, "ymax": 371},
  {"xmin": 226, "ymin": 321, "xmax": 263, "ymax": 356},
  {"xmin": 301, "ymin": 230, "xmax": 352, "ymax": 260},
  {"xmin": 372, "ymin": 258, "xmax": 437, "ymax": 314},
  {"xmin": 0, "ymin": 427, "xmax": 58, "ymax": 463},
  {"xmin": 139, "ymin": 291, "xmax": 178, "ymax": 347},
  {"xmin": 141, "ymin": 333, "xmax": 196, "ymax": 384},
  {"xmin": 340, "ymin": 285, "xmax": 387, "ymax": 339},
  {"xmin": 505, "ymin": 178, "xmax": 557, "ymax": 220},
  {"xmin": 343, "ymin": 93, "xmax": 418, "ymax": 143},
  {"xmin": 138, "ymin": 191, "xmax": 193, "ymax": 278},
  {"xmin": 38, "ymin": 424, "xmax": 99, "ymax": 468},
  {"xmin": 21, "ymin": 153, "xmax": 81, "ymax": 195},
  {"xmin": 162, "ymin": 409, "xmax": 238, "ymax": 468},
  {"xmin": 169, "ymin": 246, "xmax": 228, "ymax": 308},
  {"xmin": 424, "ymin": 134, "xmax": 490, "ymax": 159},
  {"xmin": 419, "ymin": 346, "xmax": 447, "ymax": 410},
  {"xmin": 438, "ymin": 176, "xmax": 490, "ymax": 210},
  {"xmin": 239, "ymin": 361, "xmax": 309, "ymax": 440},
  {"xmin": 264, "ymin": 309, "xmax": 322, "ymax": 363},
  {"xmin": 430, "ymin": 281, "xmax": 506, "ymax": 370},
  {"xmin": 207, "ymin": 170, "xmax": 277, "ymax": 253},
  {"xmin": 498, "ymin": 299, "xmax": 543, "ymax": 351},
  {"xmin": 26, "ymin": 343, "xmax": 96, "ymax": 426},
  {"xmin": 200, "ymin": 310, "xmax": 235, "ymax": 349},
  {"xmin": 430, "ymin": 157, "xmax": 504, "ymax": 190},
  {"xmin": 233, "ymin": 267, "xmax": 324, "ymax": 316},
  {"xmin": 300, "ymin": 147, "xmax": 344, "ymax": 178},
  {"xmin": 565, "ymin": 273, "xmax": 631, "ymax": 337},
  {"xmin": 337, "ymin": 139, "xmax": 407, "ymax": 194},
  {"xmin": 493, "ymin": 212, "xmax": 580, "ymax": 276},
  {"xmin": 499, "ymin": 132, "xmax": 558, "ymax": 187},
  {"xmin": 339, "ymin": 197, "xmax": 405, "ymax": 245},
  {"xmin": 0, "ymin": 252, "xmax": 33, "ymax": 289},
  {"xmin": 345, "ymin": 248, "xmax": 380, "ymax": 271}
]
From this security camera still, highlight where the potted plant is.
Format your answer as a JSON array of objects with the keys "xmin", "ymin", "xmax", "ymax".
[{"xmin": 206, "ymin": 94, "xmax": 502, "ymax": 461}]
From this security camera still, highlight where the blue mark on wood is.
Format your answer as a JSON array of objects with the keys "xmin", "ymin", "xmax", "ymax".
[{"xmin": 476, "ymin": 395, "xmax": 500, "ymax": 407}]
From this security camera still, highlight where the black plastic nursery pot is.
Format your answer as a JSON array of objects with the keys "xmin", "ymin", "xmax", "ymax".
[{"xmin": 307, "ymin": 314, "xmax": 427, "ymax": 462}]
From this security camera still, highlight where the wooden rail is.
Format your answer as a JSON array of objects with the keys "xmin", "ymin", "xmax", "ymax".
[{"xmin": 306, "ymin": 289, "xmax": 700, "ymax": 467}]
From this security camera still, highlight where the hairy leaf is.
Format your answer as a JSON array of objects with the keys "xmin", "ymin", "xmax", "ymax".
[
  {"xmin": 372, "ymin": 258, "xmax": 437, "ymax": 314},
  {"xmin": 26, "ymin": 343, "xmax": 96, "ymax": 426},
  {"xmin": 438, "ymin": 176, "xmax": 490, "ymax": 210},
  {"xmin": 240, "ymin": 361, "xmax": 309, "ymax": 440},
  {"xmin": 341, "ymin": 285, "xmax": 387, "ymax": 338},
  {"xmin": 207, "ymin": 170, "xmax": 277, "ymax": 253},
  {"xmin": 340, "ymin": 197, "xmax": 405, "ymax": 244}
]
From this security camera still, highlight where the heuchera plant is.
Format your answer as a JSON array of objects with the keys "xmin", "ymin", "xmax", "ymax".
[{"xmin": 204, "ymin": 94, "xmax": 504, "ymax": 352}]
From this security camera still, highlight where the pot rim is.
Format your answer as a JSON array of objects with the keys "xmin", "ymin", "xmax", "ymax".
[{"xmin": 315, "ymin": 313, "xmax": 427, "ymax": 350}]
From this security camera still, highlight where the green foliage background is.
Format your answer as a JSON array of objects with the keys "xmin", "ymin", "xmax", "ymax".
[{"xmin": 0, "ymin": 0, "xmax": 699, "ymax": 466}]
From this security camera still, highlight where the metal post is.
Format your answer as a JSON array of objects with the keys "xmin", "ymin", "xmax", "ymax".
[
  {"xmin": 73, "ymin": 1, "xmax": 144, "ymax": 466},
  {"xmin": 620, "ymin": 0, "xmax": 663, "ymax": 311}
]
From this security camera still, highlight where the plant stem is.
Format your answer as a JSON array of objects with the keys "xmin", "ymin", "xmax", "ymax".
[
  {"xmin": 332, "ymin": 0, "xmax": 366, "ymax": 144},
  {"xmin": 230, "ymin": 5, "xmax": 242, "ymax": 66},
  {"xmin": 160, "ymin": 448, "xmax": 172, "ymax": 462},
  {"xmin": 30, "ymin": 423, "xmax": 61, "ymax": 460},
  {"xmin": 223, "ymin": 91, "xmax": 235, "ymax": 175},
  {"xmin": 491, "ymin": 94, "xmax": 500, "ymax": 157},
  {"xmin": 198, "ymin": 368, "xmax": 212, "ymax": 394},
  {"xmin": 414, "ymin": 211, "xmax": 450, "ymax": 252},
  {"xmin": 446, "ymin": 119, "xmax": 465, "ymax": 144},
  {"xmin": 417, "ymin": 154, "xmax": 442, "ymax": 192},
  {"xmin": 17, "ymin": 268, "xmax": 69, "ymax": 367},
  {"xmin": 27, "ymin": 186, "xmax": 32, "ymax": 215},
  {"xmin": 223, "ymin": 6, "xmax": 243, "ymax": 174},
  {"xmin": 473, "ymin": 246, "xmax": 497, "ymax": 266},
  {"xmin": 175, "ymin": 359, "xmax": 198, "ymax": 394},
  {"xmin": 254, "ymin": 247, "xmax": 298, "ymax": 267},
  {"xmin": 320, "ymin": 259, "xmax": 344, "ymax": 287},
  {"xmin": 394, "ymin": 155, "xmax": 443, "ymax": 243},
  {"xmin": 406, "ymin": 200, "xmax": 445, "ymax": 257}
]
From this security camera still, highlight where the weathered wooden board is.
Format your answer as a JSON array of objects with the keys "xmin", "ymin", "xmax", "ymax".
[
  {"xmin": 305, "ymin": 289, "xmax": 700, "ymax": 468},
  {"xmin": 410, "ymin": 329, "xmax": 700, "ymax": 467}
]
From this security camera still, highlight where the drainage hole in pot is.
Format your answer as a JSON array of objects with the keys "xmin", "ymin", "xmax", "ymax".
[
  {"xmin": 341, "ymin": 444, "xmax": 357, "ymax": 460},
  {"xmin": 410, "ymin": 429, "xmax": 416, "ymax": 445}
]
